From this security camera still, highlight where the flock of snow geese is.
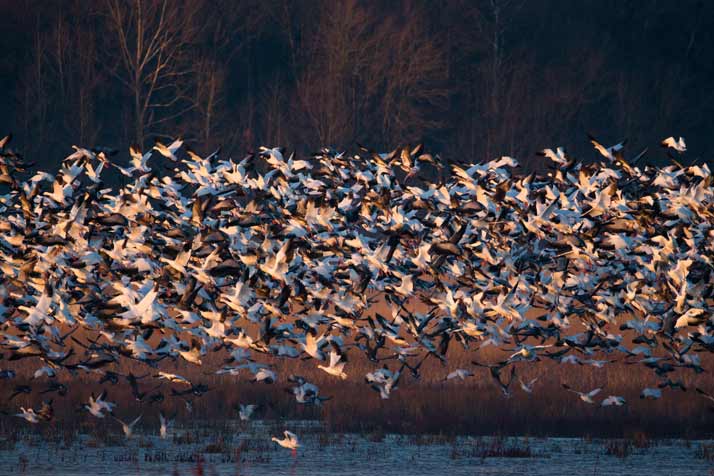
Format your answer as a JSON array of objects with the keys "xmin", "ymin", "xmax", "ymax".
[{"xmin": 1, "ymin": 132, "xmax": 714, "ymax": 448}]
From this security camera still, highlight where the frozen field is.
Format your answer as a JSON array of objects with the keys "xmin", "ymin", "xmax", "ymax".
[{"xmin": 0, "ymin": 421, "xmax": 712, "ymax": 476}]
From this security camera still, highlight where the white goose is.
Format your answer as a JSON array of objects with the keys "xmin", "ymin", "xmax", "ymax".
[
  {"xmin": 661, "ymin": 136, "xmax": 686, "ymax": 153},
  {"xmin": 445, "ymin": 369, "xmax": 474, "ymax": 381},
  {"xmin": 317, "ymin": 351, "xmax": 347, "ymax": 379},
  {"xmin": 562, "ymin": 384, "xmax": 602, "ymax": 404},
  {"xmin": 239, "ymin": 404, "xmax": 257, "ymax": 421},
  {"xmin": 85, "ymin": 391, "xmax": 116, "ymax": 418},
  {"xmin": 272, "ymin": 430, "xmax": 300, "ymax": 450},
  {"xmin": 113, "ymin": 414, "xmax": 142, "ymax": 439},
  {"xmin": 159, "ymin": 411, "xmax": 172, "ymax": 439},
  {"xmin": 640, "ymin": 388, "xmax": 662, "ymax": 400},
  {"xmin": 518, "ymin": 376, "xmax": 539, "ymax": 394},
  {"xmin": 16, "ymin": 407, "xmax": 40, "ymax": 423},
  {"xmin": 153, "ymin": 138, "xmax": 183, "ymax": 162},
  {"xmin": 601, "ymin": 395, "xmax": 626, "ymax": 407}
]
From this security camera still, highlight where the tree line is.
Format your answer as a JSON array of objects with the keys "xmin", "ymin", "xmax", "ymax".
[{"xmin": 1, "ymin": 0, "xmax": 712, "ymax": 167}]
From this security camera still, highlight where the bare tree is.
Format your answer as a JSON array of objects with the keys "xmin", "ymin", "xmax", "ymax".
[
  {"xmin": 188, "ymin": 56, "xmax": 224, "ymax": 147},
  {"xmin": 376, "ymin": 2, "xmax": 450, "ymax": 146},
  {"xmin": 285, "ymin": 0, "xmax": 449, "ymax": 148},
  {"xmin": 104, "ymin": 0, "xmax": 199, "ymax": 145},
  {"xmin": 185, "ymin": 0, "xmax": 271, "ymax": 150},
  {"xmin": 261, "ymin": 74, "xmax": 289, "ymax": 147},
  {"xmin": 18, "ymin": 2, "xmax": 104, "ymax": 157},
  {"xmin": 7, "ymin": 0, "xmax": 714, "ymax": 165},
  {"xmin": 48, "ymin": 2, "xmax": 104, "ymax": 145},
  {"xmin": 18, "ymin": 25, "xmax": 49, "ymax": 158}
]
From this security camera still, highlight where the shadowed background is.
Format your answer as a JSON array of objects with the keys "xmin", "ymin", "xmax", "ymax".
[{"xmin": 0, "ymin": 0, "xmax": 712, "ymax": 167}]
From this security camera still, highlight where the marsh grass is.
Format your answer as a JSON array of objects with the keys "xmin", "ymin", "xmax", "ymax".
[
  {"xmin": 695, "ymin": 443, "xmax": 714, "ymax": 461},
  {"xmin": 605, "ymin": 439, "xmax": 632, "ymax": 458},
  {"xmin": 457, "ymin": 436, "xmax": 534, "ymax": 458},
  {"xmin": 626, "ymin": 431, "xmax": 653, "ymax": 449},
  {"xmin": 2, "ymin": 334, "xmax": 713, "ymax": 438},
  {"xmin": 203, "ymin": 436, "xmax": 229, "ymax": 454}
]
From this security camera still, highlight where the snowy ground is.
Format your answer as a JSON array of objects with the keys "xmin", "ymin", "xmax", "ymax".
[{"xmin": 0, "ymin": 421, "xmax": 712, "ymax": 476}]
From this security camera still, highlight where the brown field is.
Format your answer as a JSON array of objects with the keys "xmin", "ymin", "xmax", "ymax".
[{"xmin": 1, "ymin": 340, "xmax": 713, "ymax": 440}]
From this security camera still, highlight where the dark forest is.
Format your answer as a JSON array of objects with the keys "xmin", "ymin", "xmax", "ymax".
[{"xmin": 0, "ymin": 0, "xmax": 712, "ymax": 166}]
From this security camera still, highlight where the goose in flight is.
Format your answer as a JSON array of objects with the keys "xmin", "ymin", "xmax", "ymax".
[
  {"xmin": 252, "ymin": 368, "xmax": 277, "ymax": 384},
  {"xmin": 36, "ymin": 400, "xmax": 54, "ymax": 422},
  {"xmin": 15, "ymin": 407, "xmax": 40, "ymax": 423},
  {"xmin": 288, "ymin": 376, "xmax": 331, "ymax": 406},
  {"xmin": 153, "ymin": 138, "xmax": 183, "ymax": 162},
  {"xmin": 1, "ymin": 132, "xmax": 714, "ymax": 430},
  {"xmin": 395, "ymin": 144, "xmax": 440, "ymax": 180},
  {"xmin": 0, "ymin": 133, "xmax": 11, "ymax": 150},
  {"xmin": 317, "ymin": 351, "xmax": 347, "ymax": 379},
  {"xmin": 366, "ymin": 365, "xmax": 404, "ymax": 399},
  {"xmin": 658, "ymin": 379, "xmax": 686, "ymax": 392},
  {"xmin": 85, "ymin": 391, "xmax": 116, "ymax": 418},
  {"xmin": 272, "ymin": 430, "xmax": 300, "ymax": 450},
  {"xmin": 562, "ymin": 384, "xmax": 602, "ymax": 404},
  {"xmin": 445, "ymin": 369, "xmax": 474, "ymax": 381},
  {"xmin": 473, "ymin": 361, "xmax": 516, "ymax": 398},
  {"xmin": 588, "ymin": 133, "xmax": 626, "ymax": 162},
  {"xmin": 113, "ymin": 414, "xmax": 142, "ymax": 439},
  {"xmin": 507, "ymin": 344, "xmax": 552, "ymax": 363},
  {"xmin": 640, "ymin": 388, "xmax": 662, "ymax": 400},
  {"xmin": 0, "ymin": 370, "xmax": 16, "ymax": 380},
  {"xmin": 518, "ymin": 376, "xmax": 539, "ymax": 394},
  {"xmin": 537, "ymin": 147, "xmax": 573, "ymax": 168},
  {"xmin": 156, "ymin": 371, "xmax": 192, "ymax": 386},
  {"xmin": 239, "ymin": 404, "xmax": 257, "ymax": 421},
  {"xmin": 159, "ymin": 411, "xmax": 172, "ymax": 439},
  {"xmin": 661, "ymin": 136, "xmax": 686, "ymax": 153},
  {"xmin": 118, "ymin": 144, "xmax": 152, "ymax": 176},
  {"xmin": 696, "ymin": 388, "xmax": 714, "ymax": 402},
  {"xmin": 695, "ymin": 388, "xmax": 714, "ymax": 410},
  {"xmin": 601, "ymin": 395, "xmax": 626, "ymax": 407}
]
